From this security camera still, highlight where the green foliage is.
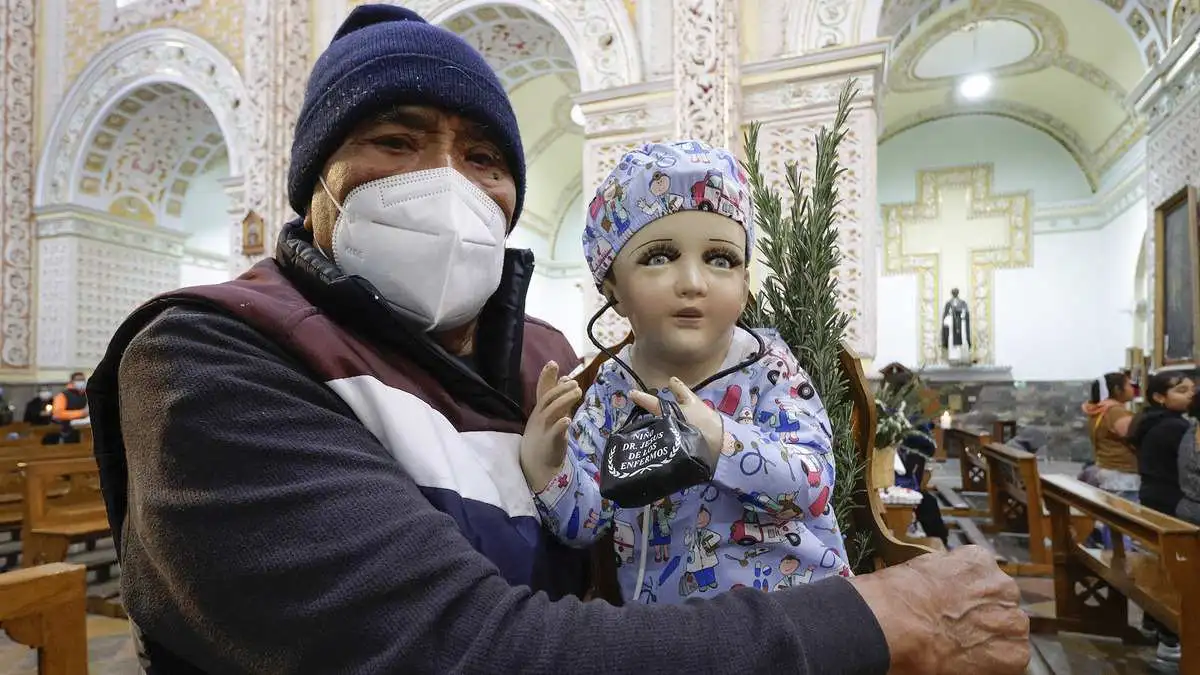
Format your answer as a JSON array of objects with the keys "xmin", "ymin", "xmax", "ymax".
[
  {"xmin": 874, "ymin": 379, "xmax": 934, "ymax": 449},
  {"xmin": 740, "ymin": 81, "xmax": 872, "ymax": 571}
]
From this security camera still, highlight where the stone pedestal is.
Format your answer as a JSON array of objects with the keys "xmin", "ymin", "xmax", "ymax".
[{"xmin": 35, "ymin": 206, "xmax": 187, "ymax": 376}]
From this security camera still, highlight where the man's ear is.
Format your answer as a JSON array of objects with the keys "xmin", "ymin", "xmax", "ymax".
[{"xmin": 601, "ymin": 278, "xmax": 627, "ymax": 318}]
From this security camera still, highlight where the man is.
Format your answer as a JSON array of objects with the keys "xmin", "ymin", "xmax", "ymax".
[{"xmin": 88, "ymin": 5, "xmax": 1029, "ymax": 673}]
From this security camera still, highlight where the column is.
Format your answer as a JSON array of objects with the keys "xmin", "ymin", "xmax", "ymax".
[
  {"xmin": 738, "ymin": 41, "xmax": 888, "ymax": 359},
  {"xmin": 1136, "ymin": 24, "xmax": 1200, "ymax": 354},
  {"xmin": 35, "ymin": 207, "xmax": 188, "ymax": 375},
  {"xmin": 1, "ymin": 0, "xmax": 37, "ymax": 372},
  {"xmin": 673, "ymin": 0, "xmax": 740, "ymax": 148},
  {"xmin": 243, "ymin": 0, "xmax": 310, "ymax": 239},
  {"xmin": 574, "ymin": 81, "xmax": 677, "ymax": 353},
  {"xmin": 220, "ymin": 176, "xmax": 252, "ymax": 274}
]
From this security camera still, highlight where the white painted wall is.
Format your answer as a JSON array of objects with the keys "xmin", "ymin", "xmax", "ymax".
[
  {"xmin": 508, "ymin": 212, "xmax": 590, "ymax": 355},
  {"xmin": 877, "ymin": 114, "xmax": 1146, "ymax": 380}
]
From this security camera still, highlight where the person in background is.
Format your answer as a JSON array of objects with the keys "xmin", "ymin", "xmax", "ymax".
[
  {"xmin": 52, "ymin": 372, "xmax": 90, "ymax": 425},
  {"xmin": 23, "ymin": 387, "xmax": 54, "ymax": 425},
  {"xmin": 46, "ymin": 372, "xmax": 89, "ymax": 444},
  {"xmin": 1128, "ymin": 371, "xmax": 1192, "ymax": 664},
  {"xmin": 1081, "ymin": 371, "xmax": 1139, "ymax": 500},
  {"xmin": 0, "ymin": 387, "xmax": 13, "ymax": 426}
]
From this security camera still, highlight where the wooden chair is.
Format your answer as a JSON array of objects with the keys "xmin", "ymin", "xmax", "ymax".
[
  {"xmin": 573, "ymin": 332, "xmax": 931, "ymax": 603},
  {"xmin": 0, "ymin": 562, "xmax": 88, "ymax": 674},
  {"xmin": 1037, "ymin": 474, "xmax": 1200, "ymax": 673}
]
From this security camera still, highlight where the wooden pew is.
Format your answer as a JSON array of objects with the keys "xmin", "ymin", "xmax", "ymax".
[
  {"xmin": 1037, "ymin": 474, "xmax": 1199, "ymax": 672},
  {"xmin": 933, "ymin": 427, "xmax": 990, "ymax": 517},
  {"xmin": 992, "ymin": 419, "xmax": 1017, "ymax": 444},
  {"xmin": 979, "ymin": 442, "xmax": 1094, "ymax": 576},
  {"xmin": 0, "ymin": 562, "xmax": 88, "ymax": 674},
  {"xmin": 20, "ymin": 457, "xmax": 109, "ymax": 568},
  {"xmin": 0, "ymin": 445, "xmax": 95, "ymax": 555}
]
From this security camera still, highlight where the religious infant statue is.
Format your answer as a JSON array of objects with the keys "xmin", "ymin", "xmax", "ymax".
[{"xmin": 941, "ymin": 287, "xmax": 972, "ymax": 365}]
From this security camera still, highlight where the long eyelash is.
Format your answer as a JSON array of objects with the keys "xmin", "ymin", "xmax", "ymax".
[
  {"xmin": 706, "ymin": 246, "xmax": 745, "ymax": 268},
  {"xmin": 638, "ymin": 243, "xmax": 679, "ymax": 264}
]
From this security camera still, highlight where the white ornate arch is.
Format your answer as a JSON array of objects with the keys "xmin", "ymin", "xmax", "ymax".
[
  {"xmin": 780, "ymin": 0, "xmax": 887, "ymax": 54},
  {"xmin": 368, "ymin": 0, "xmax": 643, "ymax": 91},
  {"xmin": 36, "ymin": 28, "xmax": 251, "ymax": 207},
  {"xmin": 875, "ymin": 0, "xmax": 1166, "ymax": 67}
]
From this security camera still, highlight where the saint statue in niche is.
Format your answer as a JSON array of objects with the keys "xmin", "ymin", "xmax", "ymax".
[{"xmin": 941, "ymin": 287, "xmax": 972, "ymax": 366}]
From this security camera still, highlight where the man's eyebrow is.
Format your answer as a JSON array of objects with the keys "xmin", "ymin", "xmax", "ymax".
[{"xmin": 371, "ymin": 106, "xmax": 441, "ymax": 131}]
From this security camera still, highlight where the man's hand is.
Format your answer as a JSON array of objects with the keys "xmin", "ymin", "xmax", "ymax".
[
  {"xmin": 850, "ymin": 545, "xmax": 1030, "ymax": 674},
  {"xmin": 629, "ymin": 377, "xmax": 724, "ymax": 462},
  {"xmin": 519, "ymin": 361, "xmax": 581, "ymax": 491}
]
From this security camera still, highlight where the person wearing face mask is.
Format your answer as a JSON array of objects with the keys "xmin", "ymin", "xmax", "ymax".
[
  {"xmin": 51, "ymin": 373, "xmax": 89, "ymax": 426},
  {"xmin": 22, "ymin": 387, "xmax": 54, "ymax": 425},
  {"xmin": 83, "ymin": 5, "xmax": 1027, "ymax": 674}
]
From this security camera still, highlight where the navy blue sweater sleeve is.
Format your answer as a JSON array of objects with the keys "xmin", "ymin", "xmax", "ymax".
[{"xmin": 116, "ymin": 306, "xmax": 891, "ymax": 674}]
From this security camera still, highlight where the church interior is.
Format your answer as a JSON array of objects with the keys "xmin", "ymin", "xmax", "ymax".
[{"xmin": 2, "ymin": 0, "xmax": 1200, "ymax": 672}]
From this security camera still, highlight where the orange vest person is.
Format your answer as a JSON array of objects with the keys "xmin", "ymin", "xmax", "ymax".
[{"xmin": 52, "ymin": 372, "xmax": 89, "ymax": 423}]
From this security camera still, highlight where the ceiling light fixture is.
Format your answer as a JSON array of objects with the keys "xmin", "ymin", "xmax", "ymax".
[
  {"xmin": 959, "ymin": 74, "xmax": 992, "ymax": 100},
  {"xmin": 570, "ymin": 103, "xmax": 585, "ymax": 126}
]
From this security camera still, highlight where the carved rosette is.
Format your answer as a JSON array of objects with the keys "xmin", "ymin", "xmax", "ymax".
[
  {"xmin": 1, "ymin": 0, "xmax": 36, "ymax": 369},
  {"xmin": 395, "ymin": 0, "xmax": 641, "ymax": 92},
  {"xmin": 243, "ymin": 0, "xmax": 310, "ymax": 262},
  {"xmin": 673, "ymin": 0, "xmax": 739, "ymax": 148},
  {"xmin": 98, "ymin": 0, "xmax": 203, "ymax": 32}
]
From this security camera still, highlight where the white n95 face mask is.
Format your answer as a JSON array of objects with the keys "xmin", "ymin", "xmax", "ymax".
[{"xmin": 321, "ymin": 167, "xmax": 508, "ymax": 332}]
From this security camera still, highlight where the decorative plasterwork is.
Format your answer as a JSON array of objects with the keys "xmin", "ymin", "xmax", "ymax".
[
  {"xmin": 880, "ymin": 0, "xmax": 1165, "ymax": 65},
  {"xmin": 785, "ymin": 0, "xmax": 882, "ymax": 53},
  {"xmin": 1, "ymin": 0, "xmax": 36, "ymax": 369},
  {"xmin": 75, "ymin": 84, "xmax": 227, "ymax": 225},
  {"xmin": 242, "ymin": 0, "xmax": 310, "ymax": 260},
  {"xmin": 35, "ymin": 205, "xmax": 190, "ymax": 256},
  {"xmin": 738, "ymin": 43, "xmax": 887, "ymax": 358},
  {"xmin": 881, "ymin": 165, "xmax": 1032, "ymax": 366},
  {"xmin": 443, "ymin": 5, "xmax": 577, "ymax": 90},
  {"xmin": 673, "ymin": 0, "xmax": 740, "ymax": 148},
  {"xmin": 1169, "ymin": 0, "xmax": 1199, "ymax": 43},
  {"xmin": 99, "ymin": 0, "xmax": 201, "ymax": 32},
  {"xmin": 381, "ymin": 0, "xmax": 643, "ymax": 91},
  {"xmin": 66, "ymin": 0, "xmax": 243, "ymax": 85},
  {"xmin": 1135, "ymin": 16, "xmax": 1200, "ymax": 129},
  {"xmin": 37, "ymin": 29, "xmax": 250, "ymax": 209},
  {"xmin": 1032, "ymin": 171, "xmax": 1146, "ymax": 233},
  {"xmin": 881, "ymin": 102, "xmax": 1144, "ymax": 190},
  {"xmin": 887, "ymin": 2, "xmax": 1128, "ymax": 104}
]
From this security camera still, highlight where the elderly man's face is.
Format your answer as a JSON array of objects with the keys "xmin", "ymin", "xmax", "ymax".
[{"xmin": 305, "ymin": 104, "xmax": 517, "ymax": 251}]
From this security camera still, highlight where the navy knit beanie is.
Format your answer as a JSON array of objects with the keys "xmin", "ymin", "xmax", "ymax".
[{"xmin": 288, "ymin": 4, "xmax": 525, "ymax": 226}]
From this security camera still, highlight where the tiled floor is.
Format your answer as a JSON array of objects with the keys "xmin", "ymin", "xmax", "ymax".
[{"xmin": 0, "ymin": 615, "xmax": 136, "ymax": 675}]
